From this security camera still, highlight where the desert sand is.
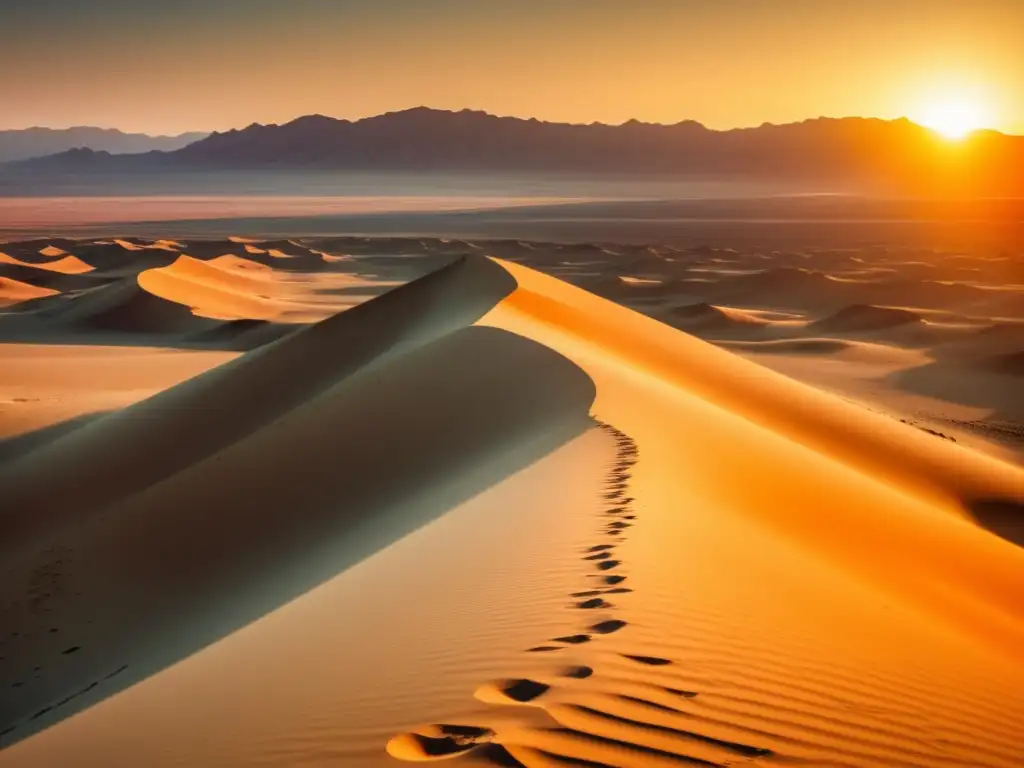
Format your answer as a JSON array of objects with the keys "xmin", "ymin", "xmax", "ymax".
[{"xmin": 0, "ymin": 235, "xmax": 1022, "ymax": 767}]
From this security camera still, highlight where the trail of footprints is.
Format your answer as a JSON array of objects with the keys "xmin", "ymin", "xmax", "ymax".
[
  {"xmin": 1, "ymin": 540, "xmax": 132, "ymax": 743},
  {"xmin": 387, "ymin": 420, "xmax": 773, "ymax": 766}
]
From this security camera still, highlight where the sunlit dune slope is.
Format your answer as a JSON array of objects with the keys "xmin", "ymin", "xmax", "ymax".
[
  {"xmin": 204, "ymin": 253, "xmax": 275, "ymax": 273},
  {"xmin": 488, "ymin": 258, "xmax": 1024, "ymax": 644},
  {"xmin": 0, "ymin": 278, "xmax": 59, "ymax": 307},
  {"xmin": 137, "ymin": 254, "xmax": 291, "ymax": 320},
  {"xmin": 0, "ymin": 251, "xmax": 93, "ymax": 275}
]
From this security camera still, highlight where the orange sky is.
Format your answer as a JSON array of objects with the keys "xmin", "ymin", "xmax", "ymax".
[{"xmin": 3, "ymin": 0, "xmax": 1023, "ymax": 135}]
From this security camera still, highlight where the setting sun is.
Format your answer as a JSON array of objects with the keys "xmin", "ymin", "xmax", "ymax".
[{"xmin": 915, "ymin": 97, "xmax": 992, "ymax": 139}]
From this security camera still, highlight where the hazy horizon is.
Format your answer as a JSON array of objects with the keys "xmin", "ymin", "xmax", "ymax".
[{"xmin": 4, "ymin": 107, "xmax": 1023, "ymax": 139}]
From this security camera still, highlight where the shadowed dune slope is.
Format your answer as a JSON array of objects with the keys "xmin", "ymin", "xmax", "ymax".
[
  {"xmin": 0, "ymin": 255, "xmax": 518, "ymax": 555},
  {"xmin": 0, "ymin": 323, "xmax": 596, "ymax": 745},
  {"xmin": 68, "ymin": 242, "xmax": 180, "ymax": 276},
  {"xmin": 184, "ymin": 318, "xmax": 295, "ymax": 350},
  {"xmin": 717, "ymin": 336, "xmax": 855, "ymax": 354},
  {"xmin": 0, "ymin": 262, "xmax": 100, "ymax": 293},
  {"xmin": 987, "ymin": 350, "xmax": 1024, "ymax": 376},
  {"xmin": 38, "ymin": 277, "xmax": 219, "ymax": 335},
  {"xmin": 935, "ymin": 322, "xmax": 1024, "ymax": 362}
]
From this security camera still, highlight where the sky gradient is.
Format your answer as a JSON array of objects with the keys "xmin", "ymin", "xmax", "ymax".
[{"xmin": 2, "ymin": 0, "xmax": 1022, "ymax": 135}]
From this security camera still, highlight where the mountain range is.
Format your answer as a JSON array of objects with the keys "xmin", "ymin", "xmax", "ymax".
[
  {"xmin": 0, "ymin": 127, "xmax": 208, "ymax": 163},
  {"xmin": 6, "ymin": 108, "xmax": 1023, "ymax": 196}
]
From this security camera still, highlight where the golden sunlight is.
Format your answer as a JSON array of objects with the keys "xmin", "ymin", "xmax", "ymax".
[{"xmin": 914, "ymin": 96, "xmax": 992, "ymax": 139}]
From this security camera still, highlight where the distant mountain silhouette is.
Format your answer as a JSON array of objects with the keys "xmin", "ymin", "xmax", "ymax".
[
  {"xmin": 0, "ymin": 127, "xmax": 207, "ymax": 163},
  {"xmin": 8, "ymin": 108, "xmax": 1023, "ymax": 195}
]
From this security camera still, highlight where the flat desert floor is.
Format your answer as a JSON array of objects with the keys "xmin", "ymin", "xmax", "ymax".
[{"xmin": 1, "ymin": 235, "xmax": 1022, "ymax": 767}]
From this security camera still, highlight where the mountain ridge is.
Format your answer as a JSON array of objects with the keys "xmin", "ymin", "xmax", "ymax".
[
  {"xmin": 7, "ymin": 108, "xmax": 1023, "ymax": 196},
  {"xmin": 0, "ymin": 127, "xmax": 208, "ymax": 163}
]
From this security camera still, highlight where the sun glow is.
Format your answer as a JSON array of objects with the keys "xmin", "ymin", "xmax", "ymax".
[{"xmin": 914, "ymin": 96, "xmax": 992, "ymax": 140}]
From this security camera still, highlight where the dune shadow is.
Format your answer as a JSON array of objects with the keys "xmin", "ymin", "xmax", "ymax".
[
  {"xmin": 966, "ymin": 500, "xmax": 1024, "ymax": 549},
  {"xmin": 0, "ymin": 412, "xmax": 110, "ymax": 465},
  {"xmin": 886, "ymin": 360, "xmax": 1024, "ymax": 425},
  {"xmin": 0, "ymin": 323, "xmax": 598, "ymax": 747},
  {"xmin": 0, "ymin": 255, "xmax": 520, "ymax": 554}
]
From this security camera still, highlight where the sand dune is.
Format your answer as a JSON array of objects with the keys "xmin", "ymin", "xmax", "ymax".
[
  {"xmin": 0, "ymin": 237, "xmax": 1022, "ymax": 767},
  {"xmin": 719, "ymin": 336, "xmax": 860, "ymax": 355},
  {"xmin": 137, "ymin": 255, "xmax": 289, "ymax": 320},
  {"xmin": 0, "ymin": 255, "xmax": 517, "ymax": 555},
  {"xmin": 69, "ymin": 241, "xmax": 181, "ymax": 276},
  {"xmin": 0, "ymin": 251, "xmax": 93, "ymax": 275},
  {"xmin": 204, "ymin": 253, "xmax": 274, "ymax": 273},
  {"xmin": 0, "ymin": 238, "xmax": 409, "ymax": 341},
  {"xmin": 39, "ymin": 277, "xmax": 220, "ymax": 335},
  {"xmin": 0, "ymin": 262, "xmax": 96, "ymax": 293},
  {"xmin": 937, "ymin": 322, "xmax": 1024, "ymax": 360},
  {"xmin": 0, "ymin": 241, "xmax": 78, "ymax": 262},
  {"xmin": 812, "ymin": 303, "xmax": 922, "ymax": 332},
  {"xmin": 0, "ymin": 278, "xmax": 59, "ymax": 307},
  {"xmin": 697, "ymin": 266, "xmax": 1024, "ymax": 317},
  {"xmin": 669, "ymin": 302, "xmax": 770, "ymax": 333}
]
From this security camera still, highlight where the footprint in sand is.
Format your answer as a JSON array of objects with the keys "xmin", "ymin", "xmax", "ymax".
[
  {"xmin": 476, "ymin": 678, "xmax": 551, "ymax": 704},
  {"xmin": 386, "ymin": 724, "xmax": 495, "ymax": 760},
  {"xmin": 621, "ymin": 654, "xmax": 672, "ymax": 666},
  {"xmin": 590, "ymin": 619, "xmax": 627, "ymax": 634},
  {"xmin": 576, "ymin": 598, "xmax": 612, "ymax": 609},
  {"xmin": 560, "ymin": 665, "xmax": 594, "ymax": 679},
  {"xmin": 552, "ymin": 634, "xmax": 591, "ymax": 645}
]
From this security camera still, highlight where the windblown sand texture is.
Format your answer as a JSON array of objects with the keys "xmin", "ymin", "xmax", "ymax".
[{"xmin": 0, "ymin": 236, "xmax": 1022, "ymax": 767}]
